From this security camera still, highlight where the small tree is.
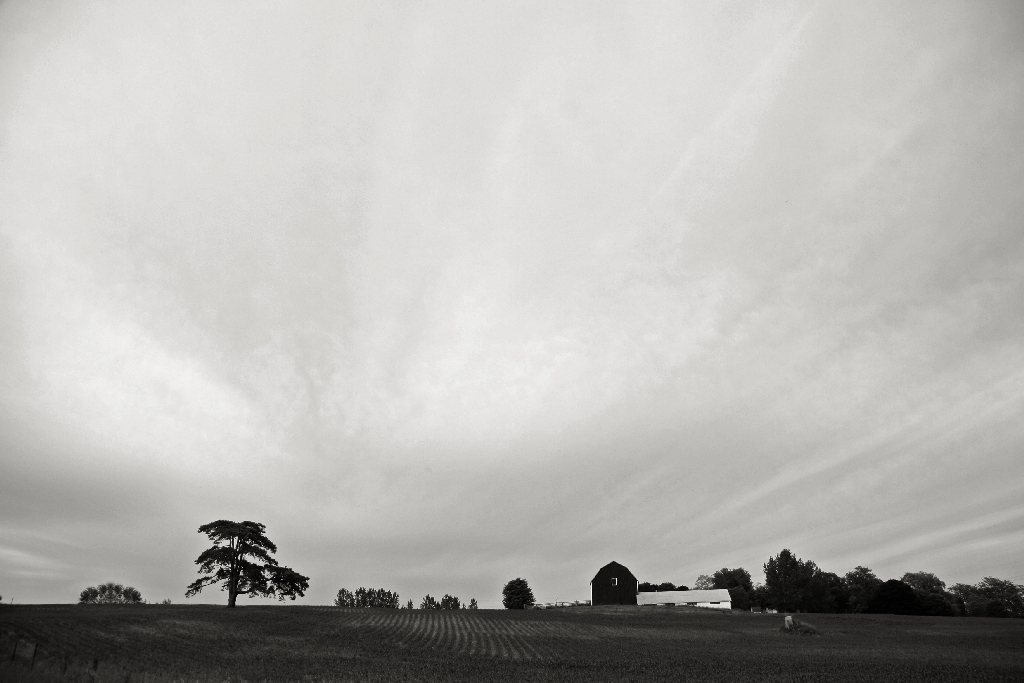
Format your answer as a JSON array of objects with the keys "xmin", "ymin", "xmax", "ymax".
[
  {"xmin": 711, "ymin": 568, "xmax": 754, "ymax": 611},
  {"xmin": 335, "ymin": 588, "xmax": 355, "ymax": 607},
  {"xmin": 419, "ymin": 594, "xmax": 440, "ymax": 609},
  {"xmin": 404, "ymin": 599, "xmax": 414, "ymax": 609},
  {"xmin": 79, "ymin": 583, "xmax": 143, "ymax": 605},
  {"xmin": 502, "ymin": 578, "xmax": 535, "ymax": 609},
  {"xmin": 185, "ymin": 520, "xmax": 309, "ymax": 608},
  {"xmin": 693, "ymin": 574, "xmax": 714, "ymax": 590},
  {"xmin": 468, "ymin": 598, "xmax": 478, "ymax": 609},
  {"xmin": 440, "ymin": 594, "xmax": 462, "ymax": 610}
]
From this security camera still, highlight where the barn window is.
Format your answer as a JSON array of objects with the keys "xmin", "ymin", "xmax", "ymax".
[{"xmin": 611, "ymin": 578, "xmax": 618, "ymax": 586}]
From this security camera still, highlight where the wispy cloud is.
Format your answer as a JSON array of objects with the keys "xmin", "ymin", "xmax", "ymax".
[{"xmin": 1, "ymin": 0, "xmax": 1023, "ymax": 606}]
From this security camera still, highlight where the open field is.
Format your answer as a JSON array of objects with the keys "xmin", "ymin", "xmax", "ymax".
[{"xmin": 2, "ymin": 604, "xmax": 1023, "ymax": 681}]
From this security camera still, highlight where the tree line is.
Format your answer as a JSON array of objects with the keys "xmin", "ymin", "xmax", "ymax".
[
  {"xmin": 675, "ymin": 549, "xmax": 1023, "ymax": 617},
  {"xmin": 75, "ymin": 521, "xmax": 512, "ymax": 610},
  {"xmin": 333, "ymin": 587, "xmax": 478, "ymax": 610},
  {"xmin": 78, "ymin": 521, "xmax": 1020, "ymax": 618}
]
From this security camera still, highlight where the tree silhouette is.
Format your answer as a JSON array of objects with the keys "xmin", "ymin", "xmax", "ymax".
[
  {"xmin": 185, "ymin": 520, "xmax": 308, "ymax": 608},
  {"xmin": 502, "ymin": 578, "xmax": 535, "ymax": 609},
  {"xmin": 79, "ymin": 583, "xmax": 143, "ymax": 605},
  {"xmin": 440, "ymin": 594, "xmax": 462, "ymax": 609}
]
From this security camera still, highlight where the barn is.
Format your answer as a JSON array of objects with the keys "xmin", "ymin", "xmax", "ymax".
[
  {"xmin": 636, "ymin": 589, "xmax": 732, "ymax": 609},
  {"xmin": 591, "ymin": 561, "xmax": 639, "ymax": 605}
]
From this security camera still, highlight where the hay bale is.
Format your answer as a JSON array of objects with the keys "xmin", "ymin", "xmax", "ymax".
[
  {"xmin": 12, "ymin": 639, "xmax": 35, "ymax": 665},
  {"xmin": 781, "ymin": 615, "xmax": 820, "ymax": 635}
]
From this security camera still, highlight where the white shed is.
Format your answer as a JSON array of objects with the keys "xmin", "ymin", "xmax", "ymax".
[{"xmin": 637, "ymin": 589, "xmax": 732, "ymax": 609}]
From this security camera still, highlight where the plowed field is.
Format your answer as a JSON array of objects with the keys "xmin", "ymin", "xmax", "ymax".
[{"xmin": 2, "ymin": 604, "xmax": 1023, "ymax": 681}]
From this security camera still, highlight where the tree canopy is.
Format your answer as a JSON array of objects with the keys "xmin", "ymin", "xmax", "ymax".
[
  {"xmin": 638, "ymin": 581, "xmax": 680, "ymax": 592},
  {"xmin": 709, "ymin": 567, "xmax": 754, "ymax": 611},
  {"xmin": 79, "ymin": 582, "xmax": 143, "ymax": 605},
  {"xmin": 693, "ymin": 574, "xmax": 714, "ymax": 590},
  {"xmin": 440, "ymin": 594, "xmax": 462, "ymax": 610},
  {"xmin": 764, "ymin": 549, "xmax": 820, "ymax": 612},
  {"xmin": 185, "ymin": 520, "xmax": 309, "ymax": 608},
  {"xmin": 750, "ymin": 552, "xmax": 1021, "ymax": 618},
  {"xmin": 951, "ymin": 578, "xmax": 1024, "ymax": 618},
  {"xmin": 868, "ymin": 580, "xmax": 920, "ymax": 615},
  {"xmin": 843, "ymin": 566, "xmax": 882, "ymax": 613},
  {"xmin": 502, "ymin": 578, "xmax": 535, "ymax": 609},
  {"xmin": 901, "ymin": 571, "xmax": 946, "ymax": 595}
]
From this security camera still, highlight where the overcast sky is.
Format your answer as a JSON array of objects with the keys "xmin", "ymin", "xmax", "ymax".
[{"xmin": 2, "ymin": 1, "xmax": 1023, "ymax": 609}]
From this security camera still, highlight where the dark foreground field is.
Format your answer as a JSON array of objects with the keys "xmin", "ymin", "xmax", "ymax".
[{"xmin": 2, "ymin": 605, "xmax": 1023, "ymax": 681}]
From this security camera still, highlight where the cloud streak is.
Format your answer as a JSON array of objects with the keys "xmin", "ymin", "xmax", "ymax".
[{"xmin": 2, "ymin": 0, "xmax": 1023, "ymax": 605}]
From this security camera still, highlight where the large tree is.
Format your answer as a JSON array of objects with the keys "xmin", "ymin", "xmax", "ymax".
[
  {"xmin": 763, "ymin": 549, "xmax": 819, "ymax": 612},
  {"xmin": 868, "ymin": 579, "xmax": 920, "ymax": 615},
  {"xmin": 843, "ymin": 566, "xmax": 882, "ymax": 613},
  {"xmin": 901, "ymin": 571, "xmax": 955, "ymax": 615},
  {"xmin": 185, "ymin": 520, "xmax": 309, "ymax": 608},
  {"xmin": 502, "ymin": 578, "xmax": 535, "ymax": 609}
]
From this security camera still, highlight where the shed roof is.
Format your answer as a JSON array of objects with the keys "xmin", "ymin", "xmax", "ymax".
[{"xmin": 637, "ymin": 589, "xmax": 731, "ymax": 603}]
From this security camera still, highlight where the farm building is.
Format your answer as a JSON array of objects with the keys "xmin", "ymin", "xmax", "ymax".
[
  {"xmin": 591, "ymin": 561, "xmax": 639, "ymax": 605},
  {"xmin": 636, "ymin": 589, "xmax": 732, "ymax": 609}
]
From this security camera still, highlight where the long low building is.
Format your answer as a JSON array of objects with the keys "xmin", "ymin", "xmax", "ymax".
[{"xmin": 636, "ymin": 589, "xmax": 732, "ymax": 609}]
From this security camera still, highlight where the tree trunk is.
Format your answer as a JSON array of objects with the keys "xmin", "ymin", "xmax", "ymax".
[{"xmin": 228, "ymin": 560, "xmax": 238, "ymax": 607}]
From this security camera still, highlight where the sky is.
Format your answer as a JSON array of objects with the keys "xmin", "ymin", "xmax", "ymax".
[{"xmin": 1, "ymin": 1, "xmax": 1023, "ymax": 609}]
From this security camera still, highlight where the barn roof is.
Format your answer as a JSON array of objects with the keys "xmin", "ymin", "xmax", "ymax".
[{"xmin": 590, "ymin": 561, "xmax": 636, "ymax": 584}]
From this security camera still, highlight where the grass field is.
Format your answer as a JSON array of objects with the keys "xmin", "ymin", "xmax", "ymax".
[{"xmin": 2, "ymin": 604, "xmax": 1023, "ymax": 681}]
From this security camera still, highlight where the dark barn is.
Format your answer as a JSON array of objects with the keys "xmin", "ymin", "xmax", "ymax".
[{"xmin": 591, "ymin": 561, "xmax": 638, "ymax": 605}]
